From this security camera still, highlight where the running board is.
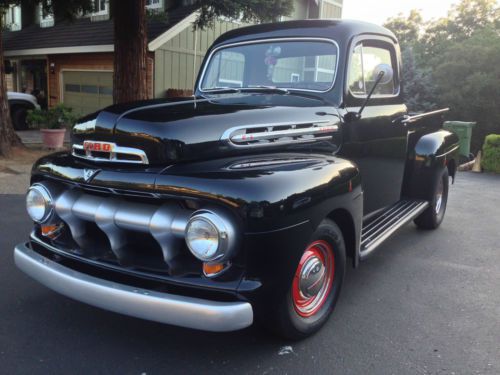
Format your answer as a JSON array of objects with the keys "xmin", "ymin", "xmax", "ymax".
[{"xmin": 360, "ymin": 200, "xmax": 429, "ymax": 260}]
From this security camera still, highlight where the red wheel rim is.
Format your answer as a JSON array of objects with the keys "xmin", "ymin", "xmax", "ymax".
[{"xmin": 292, "ymin": 240, "xmax": 335, "ymax": 318}]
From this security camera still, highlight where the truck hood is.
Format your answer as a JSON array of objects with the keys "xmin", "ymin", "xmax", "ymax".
[{"xmin": 71, "ymin": 94, "xmax": 341, "ymax": 165}]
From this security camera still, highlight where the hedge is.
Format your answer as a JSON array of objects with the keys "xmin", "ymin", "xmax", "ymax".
[{"xmin": 481, "ymin": 134, "xmax": 500, "ymax": 173}]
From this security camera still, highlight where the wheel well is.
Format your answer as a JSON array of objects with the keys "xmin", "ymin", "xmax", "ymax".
[{"xmin": 327, "ymin": 209, "xmax": 356, "ymax": 267}]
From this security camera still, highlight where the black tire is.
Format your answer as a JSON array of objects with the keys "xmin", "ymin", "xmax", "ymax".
[
  {"xmin": 414, "ymin": 168, "xmax": 449, "ymax": 230},
  {"xmin": 265, "ymin": 219, "xmax": 346, "ymax": 340},
  {"xmin": 11, "ymin": 106, "xmax": 29, "ymax": 130}
]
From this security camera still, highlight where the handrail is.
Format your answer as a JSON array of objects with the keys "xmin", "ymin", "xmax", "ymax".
[{"xmin": 401, "ymin": 108, "xmax": 450, "ymax": 124}]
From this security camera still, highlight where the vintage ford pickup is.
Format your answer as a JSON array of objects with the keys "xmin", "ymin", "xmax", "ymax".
[{"xmin": 14, "ymin": 20, "xmax": 459, "ymax": 339}]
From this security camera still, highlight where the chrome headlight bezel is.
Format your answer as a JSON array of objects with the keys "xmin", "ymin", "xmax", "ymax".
[
  {"xmin": 26, "ymin": 183, "xmax": 54, "ymax": 223},
  {"xmin": 185, "ymin": 209, "xmax": 237, "ymax": 263}
]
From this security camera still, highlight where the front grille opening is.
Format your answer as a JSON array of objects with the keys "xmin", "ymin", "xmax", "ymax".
[
  {"xmin": 82, "ymin": 222, "xmax": 116, "ymax": 259},
  {"xmin": 246, "ymin": 126, "xmax": 268, "ymax": 134},
  {"xmin": 90, "ymin": 151, "xmax": 110, "ymax": 159},
  {"xmin": 122, "ymin": 232, "xmax": 167, "ymax": 272},
  {"xmin": 73, "ymin": 148, "xmax": 85, "ymax": 157},
  {"xmin": 116, "ymin": 153, "xmax": 142, "ymax": 162}
]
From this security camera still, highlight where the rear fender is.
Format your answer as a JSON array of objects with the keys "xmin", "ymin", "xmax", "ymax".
[{"xmin": 403, "ymin": 130, "xmax": 459, "ymax": 199}]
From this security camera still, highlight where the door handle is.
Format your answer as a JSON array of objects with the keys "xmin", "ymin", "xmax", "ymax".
[{"xmin": 392, "ymin": 115, "xmax": 410, "ymax": 125}]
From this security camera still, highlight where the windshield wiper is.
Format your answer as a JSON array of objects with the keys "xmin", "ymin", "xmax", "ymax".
[
  {"xmin": 240, "ymin": 85, "xmax": 289, "ymax": 94},
  {"xmin": 203, "ymin": 87, "xmax": 240, "ymax": 94}
]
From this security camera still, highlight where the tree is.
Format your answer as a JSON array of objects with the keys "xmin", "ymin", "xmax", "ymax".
[
  {"xmin": 0, "ymin": 6, "xmax": 20, "ymax": 156},
  {"xmin": 112, "ymin": 0, "xmax": 148, "ymax": 103},
  {"xmin": 384, "ymin": 9, "xmax": 423, "ymax": 49},
  {"xmin": 432, "ymin": 28, "xmax": 500, "ymax": 153},
  {"xmin": 384, "ymin": 10, "xmax": 436, "ymax": 112},
  {"xmin": 400, "ymin": 47, "xmax": 436, "ymax": 113}
]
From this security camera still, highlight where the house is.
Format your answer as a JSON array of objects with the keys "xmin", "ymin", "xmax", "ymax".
[{"xmin": 2, "ymin": 0, "xmax": 343, "ymax": 116}]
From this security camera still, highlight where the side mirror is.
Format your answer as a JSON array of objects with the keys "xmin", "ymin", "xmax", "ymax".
[
  {"xmin": 373, "ymin": 63, "xmax": 393, "ymax": 86},
  {"xmin": 344, "ymin": 63, "xmax": 395, "ymax": 123}
]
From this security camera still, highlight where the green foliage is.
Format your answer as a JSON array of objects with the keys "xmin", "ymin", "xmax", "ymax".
[
  {"xmin": 481, "ymin": 134, "xmax": 500, "ymax": 173},
  {"xmin": 384, "ymin": 9, "xmax": 423, "ymax": 48},
  {"xmin": 27, "ymin": 104, "xmax": 77, "ymax": 130},
  {"xmin": 383, "ymin": 0, "xmax": 500, "ymax": 153},
  {"xmin": 194, "ymin": 0, "xmax": 294, "ymax": 28},
  {"xmin": 400, "ymin": 48, "xmax": 437, "ymax": 112}
]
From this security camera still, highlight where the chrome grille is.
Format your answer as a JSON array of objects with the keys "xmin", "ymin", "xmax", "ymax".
[
  {"xmin": 72, "ymin": 143, "xmax": 149, "ymax": 165},
  {"xmin": 54, "ymin": 189, "xmax": 192, "ymax": 266}
]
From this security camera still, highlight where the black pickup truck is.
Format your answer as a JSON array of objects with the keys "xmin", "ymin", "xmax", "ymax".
[{"xmin": 15, "ymin": 20, "xmax": 459, "ymax": 339}]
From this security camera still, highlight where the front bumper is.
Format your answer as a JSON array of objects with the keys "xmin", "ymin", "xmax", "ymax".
[{"xmin": 14, "ymin": 243, "xmax": 253, "ymax": 332}]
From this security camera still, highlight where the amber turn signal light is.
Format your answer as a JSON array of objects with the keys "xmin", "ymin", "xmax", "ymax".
[
  {"xmin": 41, "ymin": 223, "xmax": 63, "ymax": 239},
  {"xmin": 203, "ymin": 262, "xmax": 226, "ymax": 277}
]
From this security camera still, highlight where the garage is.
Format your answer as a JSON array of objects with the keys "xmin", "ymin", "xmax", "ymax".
[{"xmin": 62, "ymin": 71, "xmax": 113, "ymax": 116}]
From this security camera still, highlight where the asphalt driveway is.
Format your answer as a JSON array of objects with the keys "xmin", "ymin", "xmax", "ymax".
[{"xmin": 1, "ymin": 172, "xmax": 499, "ymax": 375}]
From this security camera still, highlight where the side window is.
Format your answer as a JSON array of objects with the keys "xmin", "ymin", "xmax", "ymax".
[{"xmin": 348, "ymin": 42, "xmax": 397, "ymax": 96}]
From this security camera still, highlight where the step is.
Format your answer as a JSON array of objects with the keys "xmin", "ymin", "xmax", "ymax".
[{"xmin": 360, "ymin": 199, "xmax": 429, "ymax": 259}]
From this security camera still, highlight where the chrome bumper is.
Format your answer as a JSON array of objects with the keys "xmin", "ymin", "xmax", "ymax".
[{"xmin": 14, "ymin": 243, "xmax": 253, "ymax": 332}]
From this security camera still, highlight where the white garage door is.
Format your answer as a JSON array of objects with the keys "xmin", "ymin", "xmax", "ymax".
[{"xmin": 62, "ymin": 71, "xmax": 113, "ymax": 116}]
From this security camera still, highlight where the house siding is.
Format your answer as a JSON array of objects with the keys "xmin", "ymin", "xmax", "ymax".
[{"xmin": 153, "ymin": 20, "xmax": 243, "ymax": 97}]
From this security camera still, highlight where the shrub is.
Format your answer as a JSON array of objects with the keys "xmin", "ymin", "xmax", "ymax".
[
  {"xmin": 481, "ymin": 134, "xmax": 500, "ymax": 173},
  {"xmin": 26, "ymin": 104, "xmax": 77, "ymax": 130}
]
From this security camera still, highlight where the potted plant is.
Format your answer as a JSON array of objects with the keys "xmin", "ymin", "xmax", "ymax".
[{"xmin": 27, "ymin": 104, "xmax": 77, "ymax": 149}]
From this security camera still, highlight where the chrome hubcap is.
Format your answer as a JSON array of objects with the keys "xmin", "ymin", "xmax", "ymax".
[
  {"xmin": 292, "ymin": 240, "xmax": 335, "ymax": 318},
  {"xmin": 298, "ymin": 256, "xmax": 326, "ymax": 298}
]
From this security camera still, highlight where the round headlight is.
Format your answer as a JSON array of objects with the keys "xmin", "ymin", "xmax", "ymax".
[
  {"xmin": 185, "ymin": 210, "xmax": 235, "ymax": 262},
  {"xmin": 26, "ymin": 184, "xmax": 53, "ymax": 223}
]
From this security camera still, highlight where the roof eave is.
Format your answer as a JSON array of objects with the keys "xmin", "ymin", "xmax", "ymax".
[{"xmin": 148, "ymin": 11, "xmax": 199, "ymax": 51}]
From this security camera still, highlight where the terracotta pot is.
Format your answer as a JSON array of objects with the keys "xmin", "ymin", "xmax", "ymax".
[{"xmin": 40, "ymin": 128, "xmax": 66, "ymax": 149}]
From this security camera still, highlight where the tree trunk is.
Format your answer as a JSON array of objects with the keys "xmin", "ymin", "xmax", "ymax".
[
  {"xmin": 0, "ymin": 22, "xmax": 23, "ymax": 157},
  {"xmin": 112, "ymin": 0, "xmax": 148, "ymax": 104}
]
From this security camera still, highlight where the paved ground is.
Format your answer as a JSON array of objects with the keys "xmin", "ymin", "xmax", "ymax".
[
  {"xmin": 0, "ymin": 148, "xmax": 53, "ymax": 194},
  {"xmin": 1, "ymin": 172, "xmax": 499, "ymax": 375}
]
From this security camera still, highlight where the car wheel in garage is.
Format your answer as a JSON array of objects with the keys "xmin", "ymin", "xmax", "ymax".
[{"xmin": 11, "ymin": 106, "xmax": 29, "ymax": 130}]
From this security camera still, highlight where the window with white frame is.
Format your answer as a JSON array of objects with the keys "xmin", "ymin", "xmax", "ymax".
[
  {"xmin": 91, "ymin": 0, "xmax": 109, "ymax": 16},
  {"xmin": 146, "ymin": 0, "xmax": 163, "ymax": 10},
  {"xmin": 39, "ymin": 1, "xmax": 54, "ymax": 28},
  {"xmin": 3, "ymin": 5, "xmax": 22, "ymax": 31}
]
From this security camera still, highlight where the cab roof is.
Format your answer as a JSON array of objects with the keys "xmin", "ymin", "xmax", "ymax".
[{"xmin": 213, "ymin": 19, "xmax": 397, "ymax": 47}]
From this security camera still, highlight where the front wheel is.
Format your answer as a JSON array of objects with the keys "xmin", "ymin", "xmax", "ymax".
[
  {"xmin": 265, "ymin": 219, "xmax": 346, "ymax": 340},
  {"xmin": 414, "ymin": 168, "xmax": 449, "ymax": 229}
]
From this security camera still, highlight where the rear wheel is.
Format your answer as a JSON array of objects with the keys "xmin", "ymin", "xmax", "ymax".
[
  {"xmin": 414, "ymin": 168, "xmax": 449, "ymax": 229},
  {"xmin": 265, "ymin": 219, "xmax": 346, "ymax": 340}
]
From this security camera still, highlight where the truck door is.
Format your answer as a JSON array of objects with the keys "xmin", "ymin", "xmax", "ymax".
[{"xmin": 339, "ymin": 37, "xmax": 408, "ymax": 216}]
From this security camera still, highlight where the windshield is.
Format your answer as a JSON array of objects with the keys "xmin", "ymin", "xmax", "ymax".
[{"xmin": 200, "ymin": 39, "xmax": 339, "ymax": 93}]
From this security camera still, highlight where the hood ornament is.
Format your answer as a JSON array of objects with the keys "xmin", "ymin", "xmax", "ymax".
[{"xmin": 83, "ymin": 168, "xmax": 100, "ymax": 183}]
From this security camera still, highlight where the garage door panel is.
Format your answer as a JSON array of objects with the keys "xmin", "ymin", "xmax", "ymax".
[{"xmin": 62, "ymin": 71, "xmax": 113, "ymax": 116}]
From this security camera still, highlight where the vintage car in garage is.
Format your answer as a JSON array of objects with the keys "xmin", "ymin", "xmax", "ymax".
[{"xmin": 14, "ymin": 20, "xmax": 459, "ymax": 339}]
